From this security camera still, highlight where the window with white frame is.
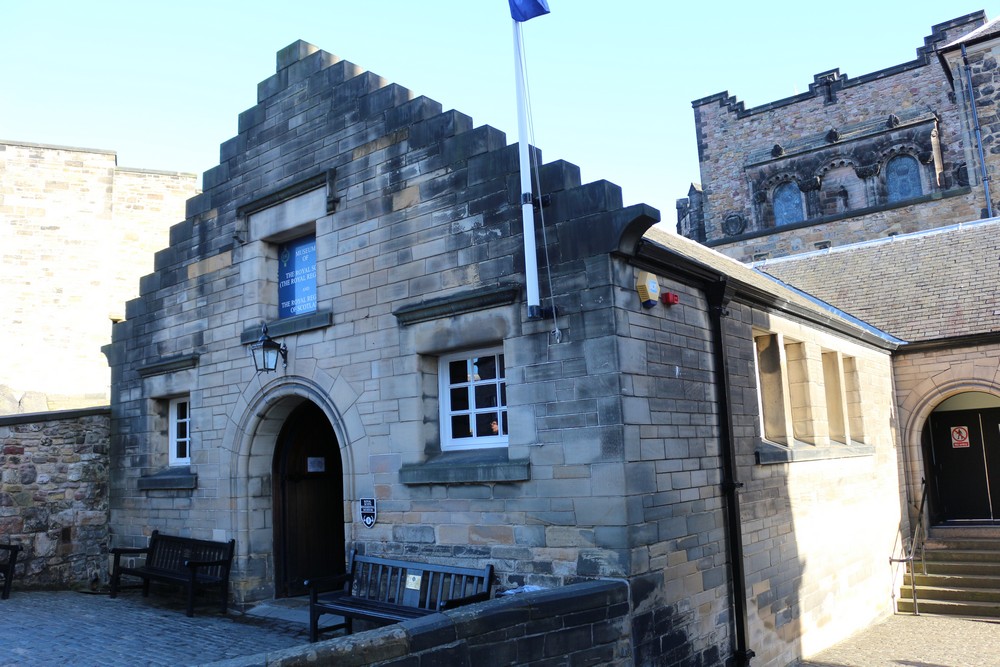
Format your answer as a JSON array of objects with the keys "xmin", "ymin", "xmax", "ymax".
[
  {"xmin": 168, "ymin": 396, "xmax": 192, "ymax": 466},
  {"xmin": 439, "ymin": 349, "xmax": 507, "ymax": 450}
]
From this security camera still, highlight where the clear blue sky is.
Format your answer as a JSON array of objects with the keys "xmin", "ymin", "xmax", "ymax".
[{"xmin": 2, "ymin": 1, "xmax": 989, "ymax": 224}]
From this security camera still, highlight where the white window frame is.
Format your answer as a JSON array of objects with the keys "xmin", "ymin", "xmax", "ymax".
[
  {"xmin": 168, "ymin": 396, "xmax": 192, "ymax": 466},
  {"xmin": 439, "ymin": 348, "xmax": 508, "ymax": 451}
]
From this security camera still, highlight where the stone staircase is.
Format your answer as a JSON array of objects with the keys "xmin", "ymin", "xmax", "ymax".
[{"xmin": 897, "ymin": 526, "xmax": 1000, "ymax": 617}]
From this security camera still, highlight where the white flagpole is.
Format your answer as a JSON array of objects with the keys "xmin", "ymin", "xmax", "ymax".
[{"xmin": 512, "ymin": 19, "xmax": 541, "ymax": 319}]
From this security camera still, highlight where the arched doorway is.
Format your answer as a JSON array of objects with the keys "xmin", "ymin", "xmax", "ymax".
[
  {"xmin": 272, "ymin": 401, "xmax": 345, "ymax": 597},
  {"xmin": 925, "ymin": 391, "xmax": 1000, "ymax": 523}
]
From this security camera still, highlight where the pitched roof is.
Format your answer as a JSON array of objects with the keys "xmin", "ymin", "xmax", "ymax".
[
  {"xmin": 641, "ymin": 226, "xmax": 899, "ymax": 346},
  {"xmin": 755, "ymin": 219, "xmax": 1000, "ymax": 343}
]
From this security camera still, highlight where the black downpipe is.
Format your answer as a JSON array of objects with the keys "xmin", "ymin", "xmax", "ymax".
[
  {"xmin": 962, "ymin": 43, "xmax": 993, "ymax": 218},
  {"xmin": 706, "ymin": 278, "xmax": 755, "ymax": 666}
]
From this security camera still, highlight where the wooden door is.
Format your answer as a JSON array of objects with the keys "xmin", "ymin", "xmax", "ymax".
[{"xmin": 273, "ymin": 402, "xmax": 345, "ymax": 597}]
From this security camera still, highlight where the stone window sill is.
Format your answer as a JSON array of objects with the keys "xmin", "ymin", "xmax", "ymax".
[
  {"xmin": 755, "ymin": 438, "xmax": 874, "ymax": 465},
  {"xmin": 136, "ymin": 466, "xmax": 198, "ymax": 490},
  {"xmin": 399, "ymin": 448, "xmax": 530, "ymax": 485}
]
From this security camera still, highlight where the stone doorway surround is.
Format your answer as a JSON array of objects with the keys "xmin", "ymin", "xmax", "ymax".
[{"xmin": 223, "ymin": 371, "xmax": 363, "ymax": 605}]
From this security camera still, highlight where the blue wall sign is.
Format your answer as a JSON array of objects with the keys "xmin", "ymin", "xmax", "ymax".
[{"xmin": 278, "ymin": 235, "xmax": 317, "ymax": 319}]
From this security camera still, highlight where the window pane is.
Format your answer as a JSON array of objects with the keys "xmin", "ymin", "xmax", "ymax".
[
  {"xmin": 474, "ymin": 384, "xmax": 497, "ymax": 409},
  {"xmin": 449, "ymin": 360, "xmax": 467, "ymax": 385},
  {"xmin": 773, "ymin": 183, "xmax": 803, "ymax": 226},
  {"xmin": 498, "ymin": 355, "xmax": 505, "ymax": 379},
  {"xmin": 176, "ymin": 400, "xmax": 188, "ymax": 420},
  {"xmin": 451, "ymin": 415, "xmax": 472, "ymax": 439},
  {"xmin": 500, "ymin": 383, "xmax": 506, "ymax": 407},
  {"xmin": 476, "ymin": 413, "xmax": 500, "ymax": 437},
  {"xmin": 177, "ymin": 441, "xmax": 188, "ymax": 459},
  {"xmin": 176, "ymin": 422, "xmax": 187, "ymax": 440},
  {"xmin": 887, "ymin": 155, "xmax": 921, "ymax": 203},
  {"xmin": 474, "ymin": 355, "xmax": 497, "ymax": 381},
  {"xmin": 450, "ymin": 387, "xmax": 469, "ymax": 411},
  {"xmin": 501, "ymin": 413, "xmax": 508, "ymax": 435}
]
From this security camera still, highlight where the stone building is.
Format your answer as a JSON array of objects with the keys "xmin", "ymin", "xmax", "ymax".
[
  {"xmin": 759, "ymin": 219, "xmax": 1000, "ymax": 532},
  {"xmin": 678, "ymin": 8, "xmax": 1000, "ymax": 622},
  {"xmin": 102, "ymin": 41, "xmax": 905, "ymax": 666},
  {"xmin": 0, "ymin": 140, "xmax": 198, "ymax": 414},
  {"xmin": 677, "ymin": 11, "xmax": 996, "ymax": 262}
]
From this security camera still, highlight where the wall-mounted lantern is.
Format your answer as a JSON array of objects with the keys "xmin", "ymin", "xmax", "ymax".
[{"xmin": 249, "ymin": 323, "xmax": 287, "ymax": 373}]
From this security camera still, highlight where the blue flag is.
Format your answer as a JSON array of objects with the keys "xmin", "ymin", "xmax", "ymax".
[{"xmin": 509, "ymin": 0, "xmax": 550, "ymax": 22}]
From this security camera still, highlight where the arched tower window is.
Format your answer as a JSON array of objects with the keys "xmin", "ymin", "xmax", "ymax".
[
  {"xmin": 886, "ymin": 155, "xmax": 922, "ymax": 203},
  {"xmin": 773, "ymin": 182, "xmax": 804, "ymax": 226}
]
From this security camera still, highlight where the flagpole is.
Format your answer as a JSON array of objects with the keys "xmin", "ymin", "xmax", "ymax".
[{"xmin": 512, "ymin": 19, "xmax": 541, "ymax": 319}]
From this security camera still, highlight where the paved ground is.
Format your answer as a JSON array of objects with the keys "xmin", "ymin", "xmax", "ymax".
[
  {"xmin": 795, "ymin": 614, "xmax": 1000, "ymax": 667},
  {"xmin": 2, "ymin": 589, "xmax": 999, "ymax": 666},
  {"xmin": 0, "ymin": 589, "xmax": 312, "ymax": 667}
]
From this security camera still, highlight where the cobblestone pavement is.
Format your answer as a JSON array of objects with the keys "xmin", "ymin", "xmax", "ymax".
[
  {"xmin": 4, "ymin": 590, "xmax": 1000, "ymax": 666},
  {"xmin": 0, "ymin": 589, "xmax": 310, "ymax": 667},
  {"xmin": 795, "ymin": 614, "xmax": 1000, "ymax": 667}
]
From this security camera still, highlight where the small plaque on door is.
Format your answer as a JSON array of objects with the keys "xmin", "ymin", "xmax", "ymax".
[
  {"xmin": 307, "ymin": 457, "xmax": 325, "ymax": 472},
  {"xmin": 405, "ymin": 573, "xmax": 422, "ymax": 590}
]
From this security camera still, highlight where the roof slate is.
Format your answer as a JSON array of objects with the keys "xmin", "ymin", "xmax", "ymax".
[
  {"xmin": 642, "ymin": 226, "xmax": 898, "ymax": 344},
  {"xmin": 755, "ymin": 219, "xmax": 1000, "ymax": 342}
]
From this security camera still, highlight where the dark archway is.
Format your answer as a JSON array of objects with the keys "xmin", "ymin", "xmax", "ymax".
[
  {"xmin": 272, "ymin": 401, "xmax": 345, "ymax": 597},
  {"xmin": 924, "ymin": 392, "xmax": 1000, "ymax": 523}
]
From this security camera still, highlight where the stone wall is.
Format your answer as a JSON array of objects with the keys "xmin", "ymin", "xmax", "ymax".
[
  {"xmin": 208, "ymin": 580, "xmax": 632, "ymax": 667},
  {"xmin": 892, "ymin": 341, "xmax": 1000, "ymax": 521},
  {"xmin": 0, "ymin": 408, "xmax": 111, "ymax": 590},
  {"xmin": 727, "ymin": 306, "xmax": 903, "ymax": 667},
  {"xmin": 0, "ymin": 141, "xmax": 198, "ymax": 414}
]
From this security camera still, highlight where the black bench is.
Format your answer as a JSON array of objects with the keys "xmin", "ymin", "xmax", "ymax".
[
  {"xmin": 1, "ymin": 544, "xmax": 21, "ymax": 600},
  {"xmin": 305, "ymin": 551, "xmax": 494, "ymax": 642},
  {"xmin": 110, "ymin": 530, "xmax": 235, "ymax": 617}
]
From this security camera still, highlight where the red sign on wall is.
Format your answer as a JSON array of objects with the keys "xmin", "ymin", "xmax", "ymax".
[{"xmin": 951, "ymin": 426, "xmax": 971, "ymax": 449}]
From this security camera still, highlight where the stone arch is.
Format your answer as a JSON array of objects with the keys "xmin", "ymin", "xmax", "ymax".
[
  {"xmin": 221, "ymin": 368, "xmax": 365, "ymax": 603},
  {"xmin": 898, "ymin": 373, "xmax": 1000, "ymax": 516},
  {"xmin": 877, "ymin": 144, "xmax": 930, "ymax": 203},
  {"xmin": 816, "ymin": 158, "xmax": 864, "ymax": 215}
]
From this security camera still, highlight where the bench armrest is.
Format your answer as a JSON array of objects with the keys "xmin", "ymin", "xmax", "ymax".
[
  {"xmin": 304, "ymin": 573, "xmax": 351, "ymax": 603},
  {"xmin": 438, "ymin": 589, "xmax": 492, "ymax": 611},
  {"xmin": 111, "ymin": 546, "xmax": 151, "ymax": 556}
]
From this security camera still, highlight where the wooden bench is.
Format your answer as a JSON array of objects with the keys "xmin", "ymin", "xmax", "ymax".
[
  {"xmin": 110, "ymin": 530, "xmax": 236, "ymax": 617},
  {"xmin": 1, "ymin": 544, "xmax": 21, "ymax": 600},
  {"xmin": 305, "ymin": 551, "xmax": 494, "ymax": 642}
]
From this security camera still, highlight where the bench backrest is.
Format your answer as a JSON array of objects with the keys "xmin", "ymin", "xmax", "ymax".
[
  {"xmin": 348, "ymin": 552, "xmax": 492, "ymax": 611},
  {"xmin": 146, "ymin": 530, "xmax": 235, "ymax": 578}
]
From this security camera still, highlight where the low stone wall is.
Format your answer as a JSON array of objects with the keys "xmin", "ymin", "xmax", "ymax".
[
  {"xmin": 0, "ymin": 407, "xmax": 111, "ymax": 589},
  {"xmin": 207, "ymin": 580, "xmax": 632, "ymax": 667}
]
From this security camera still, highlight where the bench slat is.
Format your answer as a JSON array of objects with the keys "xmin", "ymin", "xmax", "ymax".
[{"xmin": 307, "ymin": 550, "xmax": 493, "ymax": 642}]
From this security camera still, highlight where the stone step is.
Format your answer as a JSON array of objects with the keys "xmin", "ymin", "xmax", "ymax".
[
  {"xmin": 899, "ymin": 584, "xmax": 1000, "ymax": 603},
  {"xmin": 916, "ymin": 560, "xmax": 1000, "ymax": 577},
  {"xmin": 924, "ymin": 538, "xmax": 1000, "ymax": 551},
  {"xmin": 918, "ymin": 548, "xmax": 1000, "ymax": 563},
  {"xmin": 896, "ymin": 598, "xmax": 1000, "ymax": 617},
  {"xmin": 927, "ymin": 525, "xmax": 1000, "ymax": 540},
  {"xmin": 905, "ymin": 573, "xmax": 1000, "ymax": 591}
]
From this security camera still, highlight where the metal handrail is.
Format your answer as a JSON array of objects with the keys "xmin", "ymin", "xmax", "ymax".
[{"xmin": 890, "ymin": 478, "xmax": 927, "ymax": 615}]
